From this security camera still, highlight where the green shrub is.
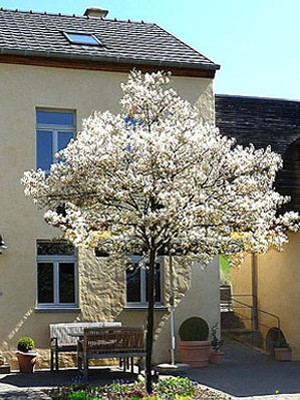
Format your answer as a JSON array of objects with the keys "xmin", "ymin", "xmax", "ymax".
[
  {"xmin": 17, "ymin": 337, "xmax": 35, "ymax": 353},
  {"xmin": 158, "ymin": 377, "xmax": 198, "ymax": 398},
  {"xmin": 275, "ymin": 337, "xmax": 291, "ymax": 350},
  {"xmin": 68, "ymin": 391, "xmax": 89, "ymax": 400},
  {"xmin": 179, "ymin": 317, "xmax": 209, "ymax": 341}
]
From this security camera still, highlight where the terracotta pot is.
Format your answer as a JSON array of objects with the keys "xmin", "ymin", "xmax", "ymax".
[
  {"xmin": 179, "ymin": 340, "xmax": 211, "ymax": 367},
  {"xmin": 274, "ymin": 348, "xmax": 291, "ymax": 362},
  {"xmin": 16, "ymin": 351, "xmax": 37, "ymax": 373},
  {"xmin": 209, "ymin": 351, "xmax": 224, "ymax": 364}
]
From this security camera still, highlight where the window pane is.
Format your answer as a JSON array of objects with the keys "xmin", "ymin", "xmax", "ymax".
[
  {"xmin": 36, "ymin": 130, "xmax": 52, "ymax": 171},
  {"xmin": 66, "ymin": 33, "xmax": 100, "ymax": 45},
  {"xmin": 57, "ymin": 131, "xmax": 73, "ymax": 152},
  {"xmin": 59, "ymin": 263, "xmax": 75, "ymax": 303},
  {"xmin": 146, "ymin": 263, "xmax": 161, "ymax": 303},
  {"xmin": 38, "ymin": 263, "xmax": 54, "ymax": 303},
  {"xmin": 126, "ymin": 265, "xmax": 141, "ymax": 302},
  {"xmin": 36, "ymin": 110, "xmax": 74, "ymax": 126},
  {"xmin": 37, "ymin": 241, "xmax": 75, "ymax": 256}
]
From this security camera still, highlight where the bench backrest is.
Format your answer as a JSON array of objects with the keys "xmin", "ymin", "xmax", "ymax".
[
  {"xmin": 50, "ymin": 322, "xmax": 122, "ymax": 345},
  {"xmin": 83, "ymin": 326, "xmax": 145, "ymax": 352}
]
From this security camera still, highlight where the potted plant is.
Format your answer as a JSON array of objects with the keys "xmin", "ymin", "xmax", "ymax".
[
  {"xmin": 178, "ymin": 316, "xmax": 210, "ymax": 367},
  {"xmin": 209, "ymin": 323, "xmax": 224, "ymax": 364},
  {"xmin": 274, "ymin": 337, "xmax": 292, "ymax": 361},
  {"xmin": 16, "ymin": 337, "xmax": 37, "ymax": 373},
  {"xmin": 0, "ymin": 354, "xmax": 5, "ymax": 366}
]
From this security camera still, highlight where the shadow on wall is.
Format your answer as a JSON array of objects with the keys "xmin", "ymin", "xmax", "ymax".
[{"xmin": 116, "ymin": 257, "xmax": 220, "ymax": 364}]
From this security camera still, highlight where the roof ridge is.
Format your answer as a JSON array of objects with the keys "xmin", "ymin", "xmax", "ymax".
[
  {"xmin": 0, "ymin": 7, "xmax": 153, "ymax": 25},
  {"xmin": 216, "ymin": 94, "xmax": 300, "ymax": 102},
  {"xmin": 153, "ymin": 22, "xmax": 220, "ymax": 69}
]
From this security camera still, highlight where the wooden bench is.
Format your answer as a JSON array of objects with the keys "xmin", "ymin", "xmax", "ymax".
[
  {"xmin": 50, "ymin": 321, "xmax": 121, "ymax": 371},
  {"xmin": 77, "ymin": 326, "xmax": 146, "ymax": 378}
]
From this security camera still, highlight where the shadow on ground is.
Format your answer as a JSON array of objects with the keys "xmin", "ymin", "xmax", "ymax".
[
  {"xmin": 185, "ymin": 342, "xmax": 300, "ymax": 397},
  {"xmin": 0, "ymin": 367, "xmax": 137, "ymax": 389},
  {"xmin": 1, "ymin": 343, "xmax": 300, "ymax": 397}
]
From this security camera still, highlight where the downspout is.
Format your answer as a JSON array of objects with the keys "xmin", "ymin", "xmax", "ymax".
[
  {"xmin": 251, "ymin": 253, "xmax": 258, "ymax": 330},
  {"xmin": 169, "ymin": 254, "xmax": 176, "ymax": 365}
]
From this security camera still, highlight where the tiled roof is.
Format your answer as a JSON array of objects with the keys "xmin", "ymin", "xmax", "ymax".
[
  {"xmin": 0, "ymin": 8, "xmax": 219, "ymax": 70},
  {"xmin": 215, "ymin": 94, "xmax": 300, "ymax": 212}
]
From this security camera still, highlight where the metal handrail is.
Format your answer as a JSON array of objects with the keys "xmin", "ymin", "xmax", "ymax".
[{"xmin": 231, "ymin": 296, "xmax": 280, "ymax": 331}]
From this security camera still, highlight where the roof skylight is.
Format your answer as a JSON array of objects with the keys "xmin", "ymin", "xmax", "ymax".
[{"xmin": 64, "ymin": 32, "xmax": 101, "ymax": 46}]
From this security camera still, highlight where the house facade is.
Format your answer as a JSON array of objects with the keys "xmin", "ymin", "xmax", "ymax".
[
  {"xmin": 0, "ymin": 7, "xmax": 220, "ymax": 368},
  {"xmin": 216, "ymin": 94, "xmax": 300, "ymax": 359}
]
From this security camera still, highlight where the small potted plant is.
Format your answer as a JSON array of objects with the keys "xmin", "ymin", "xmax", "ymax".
[
  {"xmin": 178, "ymin": 316, "xmax": 210, "ymax": 367},
  {"xmin": 209, "ymin": 323, "xmax": 224, "ymax": 364},
  {"xmin": 274, "ymin": 337, "xmax": 292, "ymax": 361},
  {"xmin": 16, "ymin": 337, "xmax": 37, "ymax": 373}
]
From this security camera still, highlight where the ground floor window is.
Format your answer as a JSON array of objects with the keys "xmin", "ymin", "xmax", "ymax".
[
  {"xmin": 126, "ymin": 256, "xmax": 163, "ymax": 306},
  {"xmin": 36, "ymin": 241, "xmax": 77, "ymax": 308}
]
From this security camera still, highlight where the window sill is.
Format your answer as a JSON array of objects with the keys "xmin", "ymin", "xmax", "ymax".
[
  {"xmin": 124, "ymin": 305, "xmax": 168, "ymax": 311},
  {"xmin": 34, "ymin": 307, "xmax": 81, "ymax": 313}
]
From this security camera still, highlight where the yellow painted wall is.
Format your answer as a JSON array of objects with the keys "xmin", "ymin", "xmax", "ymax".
[
  {"xmin": 231, "ymin": 232, "xmax": 300, "ymax": 359},
  {"xmin": 0, "ymin": 63, "xmax": 218, "ymax": 368}
]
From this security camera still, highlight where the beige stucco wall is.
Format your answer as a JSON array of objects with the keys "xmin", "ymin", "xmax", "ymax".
[
  {"xmin": 0, "ymin": 63, "xmax": 218, "ymax": 368},
  {"xmin": 231, "ymin": 232, "xmax": 300, "ymax": 359}
]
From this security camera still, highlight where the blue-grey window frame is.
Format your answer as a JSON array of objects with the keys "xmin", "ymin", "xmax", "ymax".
[{"xmin": 36, "ymin": 108, "xmax": 76, "ymax": 173}]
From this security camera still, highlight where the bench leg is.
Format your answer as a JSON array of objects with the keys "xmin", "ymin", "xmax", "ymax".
[
  {"xmin": 77, "ymin": 353, "xmax": 82, "ymax": 371},
  {"xmin": 131, "ymin": 357, "xmax": 134, "ymax": 373},
  {"xmin": 50, "ymin": 349, "xmax": 54, "ymax": 371},
  {"xmin": 55, "ymin": 349, "xmax": 59, "ymax": 372},
  {"xmin": 83, "ymin": 353, "xmax": 88, "ymax": 379},
  {"xmin": 137, "ymin": 358, "xmax": 144, "ymax": 374}
]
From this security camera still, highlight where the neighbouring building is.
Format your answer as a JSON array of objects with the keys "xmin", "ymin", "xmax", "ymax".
[
  {"xmin": 216, "ymin": 94, "xmax": 300, "ymax": 359},
  {"xmin": 0, "ymin": 7, "xmax": 220, "ymax": 368}
]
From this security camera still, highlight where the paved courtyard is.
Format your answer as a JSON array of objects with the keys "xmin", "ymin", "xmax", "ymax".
[
  {"xmin": 1, "ymin": 342, "xmax": 300, "ymax": 399},
  {"xmin": 186, "ymin": 342, "xmax": 300, "ymax": 397}
]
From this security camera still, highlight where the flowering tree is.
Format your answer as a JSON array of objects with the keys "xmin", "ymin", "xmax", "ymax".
[{"xmin": 22, "ymin": 70, "xmax": 298, "ymax": 392}]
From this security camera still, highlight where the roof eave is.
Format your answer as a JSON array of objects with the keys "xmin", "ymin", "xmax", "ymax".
[{"xmin": 0, "ymin": 48, "xmax": 221, "ymax": 71}]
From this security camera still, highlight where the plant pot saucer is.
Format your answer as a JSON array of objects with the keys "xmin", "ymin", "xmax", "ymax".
[{"xmin": 154, "ymin": 363, "xmax": 189, "ymax": 375}]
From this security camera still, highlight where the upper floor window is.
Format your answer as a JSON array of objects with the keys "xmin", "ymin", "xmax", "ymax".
[
  {"xmin": 36, "ymin": 240, "xmax": 77, "ymax": 308},
  {"xmin": 126, "ymin": 256, "xmax": 163, "ymax": 306},
  {"xmin": 36, "ymin": 109, "xmax": 75, "ymax": 172}
]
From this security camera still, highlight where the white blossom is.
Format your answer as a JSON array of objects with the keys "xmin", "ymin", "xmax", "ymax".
[{"xmin": 21, "ymin": 70, "xmax": 299, "ymax": 264}]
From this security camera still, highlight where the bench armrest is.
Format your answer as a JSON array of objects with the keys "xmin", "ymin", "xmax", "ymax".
[{"xmin": 50, "ymin": 337, "xmax": 58, "ymax": 348}]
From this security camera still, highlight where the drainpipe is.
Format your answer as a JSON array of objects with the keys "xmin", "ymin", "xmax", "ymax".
[
  {"xmin": 169, "ymin": 254, "xmax": 176, "ymax": 365},
  {"xmin": 251, "ymin": 253, "xmax": 258, "ymax": 330}
]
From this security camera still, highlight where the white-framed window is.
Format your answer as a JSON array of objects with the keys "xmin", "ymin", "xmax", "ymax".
[
  {"xmin": 36, "ymin": 241, "xmax": 78, "ymax": 308},
  {"xmin": 36, "ymin": 109, "xmax": 75, "ymax": 172},
  {"xmin": 126, "ymin": 255, "xmax": 163, "ymax": 306}
]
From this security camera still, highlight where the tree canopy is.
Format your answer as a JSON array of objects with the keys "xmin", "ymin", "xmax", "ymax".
[
  {"xmin": 22, "ymin": 70, "xmax": 299, "ymax": 391},
  {"xmin": 23, "ymin": 70, "xmax": 299, "ymax": 263}
]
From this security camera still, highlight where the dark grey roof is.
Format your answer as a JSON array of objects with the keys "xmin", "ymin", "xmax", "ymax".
[
  {"xmin": 215, "ymin": 94, "xmax": 300, "ymax": 212},
  {"xmin": 0, "ymin": 8, "xmax": 219, "ymax": 70}
]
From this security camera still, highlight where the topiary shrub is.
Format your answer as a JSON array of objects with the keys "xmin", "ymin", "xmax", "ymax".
[
  {"xmin": 17, "ymin": 337, "xmax": 35, "ymax": 353},
  {"xmin": 179, "ymin": 317, "xmax": 209, "ymax": 341}
]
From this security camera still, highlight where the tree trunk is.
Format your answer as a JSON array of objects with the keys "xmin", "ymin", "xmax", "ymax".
[{"xmin": 145, "ymin": 246, "xmax": 156, "ymax": 393}]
